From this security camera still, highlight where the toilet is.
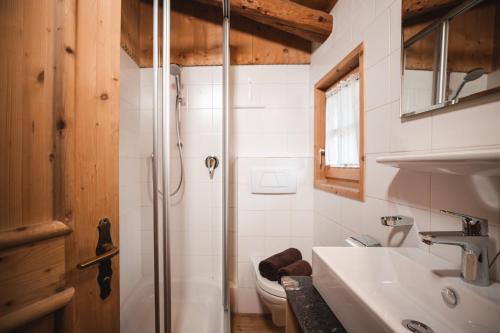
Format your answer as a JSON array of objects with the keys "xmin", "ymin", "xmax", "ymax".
[
  {"xmin": 252, "ymin": 235, "xmax": 380, "ymax": 327},
  {"xmin": 251, "ymin": 256, "xmax": 287, "ymax": 327}
]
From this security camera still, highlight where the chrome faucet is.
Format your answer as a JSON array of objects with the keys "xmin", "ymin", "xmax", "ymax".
[{"xmin": 419, "ymin": 210, "xmax": 490, "ymax": 286}]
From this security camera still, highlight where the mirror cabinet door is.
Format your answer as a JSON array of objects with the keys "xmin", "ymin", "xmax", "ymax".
[
  {"xmin": 446, "ymin": 1, "xmax": 500, "ymax": 103},
  {"xmin": 401, "ymin": 0, "xmax": 500, "ymax": 117},
  {"xmin": 403, "ymin": 26, "xmax": 441, "ymax": 115}
]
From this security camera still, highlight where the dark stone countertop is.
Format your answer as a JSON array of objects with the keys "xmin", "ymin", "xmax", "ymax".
[{"xmin": 282, "ymin": 276, "xmax": 347, "ymax": 333}]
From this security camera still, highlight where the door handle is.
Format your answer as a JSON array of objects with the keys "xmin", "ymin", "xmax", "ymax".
[
  {"xmin": 76, "ymin": 244, "xmax": 119, "ymax": 269},
  {"xmin": 76, "ymin": 218, "xmax": 118, "ymax": 299}
]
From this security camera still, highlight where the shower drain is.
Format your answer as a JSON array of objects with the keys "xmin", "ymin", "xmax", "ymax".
[{"xmin": 402, "ymin": 319, "xmax": 434, "ymax": 333}]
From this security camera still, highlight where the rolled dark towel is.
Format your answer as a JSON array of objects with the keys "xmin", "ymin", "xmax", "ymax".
[
  {"xmin": 277, "ymin": 260, "xmax": 312, "ymax": 284},
  {"xmin": 259, "ymin": 248, "xmax": 302, "ymax": 281}
]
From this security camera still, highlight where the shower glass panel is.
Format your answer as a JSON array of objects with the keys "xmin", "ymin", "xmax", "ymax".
[
  {"xmin": 162, "ymin": 71, "xmax": 225, "ymax": 333},
  {"xmin": 150, "ymin": 1, "xmax": 228, "ymax": 332}
]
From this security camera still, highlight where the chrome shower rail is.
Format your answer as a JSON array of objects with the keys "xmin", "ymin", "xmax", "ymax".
[
  {"xmin": 222, "ymin": 0, "xmax": 230, "ymax": 314},
  {"xmin": 153, "ymin": 0, "xmax": 172, "ymax": 332},
  {"xmin": 152, "ymin": 0, "xmax": 160, "ymax": 332},
  {"xmin": 162, "ymin": 0, "xmax": 172, "ymax": 332}
]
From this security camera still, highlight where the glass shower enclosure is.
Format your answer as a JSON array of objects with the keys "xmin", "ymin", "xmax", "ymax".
[{"xmin": 150, "ymin": 0, "xmax": 231, "ymax": 332}]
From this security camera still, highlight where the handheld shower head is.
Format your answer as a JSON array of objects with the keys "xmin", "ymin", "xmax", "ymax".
[
  {"xmin": 464, "ymin": 68, "xmax": 485, "ymax": 82},
  {"xmin": 452, "ymin": 68, "xmax": 485, "ymax": 101},
  {"xmin": 169, "ymin": 63, "xmax": 182, "ymax": 99},
  {"xmin": 170, "ymin": 64, "xmax": 182, "ymax": 76}
]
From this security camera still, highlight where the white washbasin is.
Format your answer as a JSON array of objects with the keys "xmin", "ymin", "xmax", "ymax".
[{"xmin": 312, "ymin": 247, "xmax": 500, "ymax": 333}]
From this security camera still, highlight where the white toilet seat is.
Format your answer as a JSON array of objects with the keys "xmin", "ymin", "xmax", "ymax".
[{"xmin": 251, "ymin": 256, "xmax": 287, "ymax": 327}]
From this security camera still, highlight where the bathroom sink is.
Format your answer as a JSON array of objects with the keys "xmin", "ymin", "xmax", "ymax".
[{"xmin": 312, "ymin": 247, "xmax": 500, "ymax": 333}]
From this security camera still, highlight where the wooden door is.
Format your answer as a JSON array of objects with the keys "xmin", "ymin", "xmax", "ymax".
[{"xmin": 0, "ymin": 0, "xmax": 121, "ymax": 332}]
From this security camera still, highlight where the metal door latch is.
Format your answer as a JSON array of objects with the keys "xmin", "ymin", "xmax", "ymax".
[{"xmin": 76, "ymin": 218, "xmax": 119, "ymax": 300}]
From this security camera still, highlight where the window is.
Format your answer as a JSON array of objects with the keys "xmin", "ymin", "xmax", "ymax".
[{"xmin": 314, "ymin": 44, "xmax": 365, "ymax": 201}]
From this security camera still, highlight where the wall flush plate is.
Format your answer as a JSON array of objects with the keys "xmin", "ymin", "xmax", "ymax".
[{"xmin": 251, "ymin": 168, "xmax": 297, "ymax": 194}]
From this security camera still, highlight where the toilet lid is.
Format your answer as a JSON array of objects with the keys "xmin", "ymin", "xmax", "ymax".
[{"xmin": 251, "ymin": 256, "xmax": 287, "ymax": 299}]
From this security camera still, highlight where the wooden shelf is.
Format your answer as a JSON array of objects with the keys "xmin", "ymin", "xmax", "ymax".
[{"xmin": 375, "ymin": 148, "xmax": 500, "ymax": 176}]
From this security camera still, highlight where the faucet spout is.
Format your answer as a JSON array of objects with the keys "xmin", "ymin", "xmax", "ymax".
[
  {"xmin": 418, "ymin": 210, "xmax": 490, "ymax": 287},
  {"xmin": 418, "ymin": 230, "xmax": 490, "ymax": 286},
  {"xmin": 419, "ymin": 231, "xmax": 484, "ymax": 253}
]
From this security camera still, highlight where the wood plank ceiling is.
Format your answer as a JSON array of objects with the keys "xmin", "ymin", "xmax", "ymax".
[
  {"xmin": 121, "ymin": 0, "xmax": 337, "ymax": 67},
  {"xmin": 122, "ymin": 0, "xmax": 472, "ymax": 67}
]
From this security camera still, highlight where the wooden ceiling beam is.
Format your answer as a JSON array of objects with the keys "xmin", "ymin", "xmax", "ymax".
[
  {"xmin": 290, "ymin": 0, "xmax": 338, "ymax": 13},
  {"xmin": 403, "ymin": 0, "xmax": 462, "ymax": 22},
  {"xmin": 193, "ymin": 0, "xmax": 333, "ymax": 43}
]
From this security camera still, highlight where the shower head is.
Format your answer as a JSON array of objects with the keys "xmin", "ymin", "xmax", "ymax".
[
  {"xmin": 452, "ymin": 68, "xmax": 485, "ymax": 101},
  {"xmin": 463, "ymin": 68, "xmax": 485, "ymax": 82},
  {"xmin": 170, "ymin": 64, "xmax": 182, "ymax": 76}
]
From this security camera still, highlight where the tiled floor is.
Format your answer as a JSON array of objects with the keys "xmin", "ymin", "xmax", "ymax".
[{"xmin": 231, "ymin": 314, "xmax": 284, "ymax": 333}]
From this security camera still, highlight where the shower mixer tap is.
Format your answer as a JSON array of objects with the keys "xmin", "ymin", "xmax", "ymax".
[{"xmin": 205, "ymin": 155, "xmax": 219, "ymax": 180}]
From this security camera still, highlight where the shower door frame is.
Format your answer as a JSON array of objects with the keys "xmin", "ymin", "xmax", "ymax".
[
  {"xmin": 151, "ymin": 0, "xmax": 231, "ymax": 332},
  {"xmin": 152, "ymin": 0, "xmax": 172, "ymax": 332}
]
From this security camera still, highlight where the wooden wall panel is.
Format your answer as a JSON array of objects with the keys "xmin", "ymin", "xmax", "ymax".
[
  {"xmin": 67, "ymin": 0, "xmax": 121, "ymax": 332},
  {"xmin": 0, "ymin": 1, "xmax": 74, "ymax": 332},
  {"xmin": 0, "ymin": 0, "xmax": 56, "ymax": 230},
  {"xmin": 137, "ymin": 1, "xmax": 310, "ymax": 67},
  {"xmin": 0, "ymin": 238, "xmax": 65, "ymax": 317},
  {"xmin": 1, "ymin": 0, "xmax": 120, "ymax": 331}
]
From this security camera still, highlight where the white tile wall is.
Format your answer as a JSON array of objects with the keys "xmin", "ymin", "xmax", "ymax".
[
  {"xmin": 119, "ymin": 50, "xmax": 142, "ymax": 310},
  {"xmin": 139, "ymin": 66, "xmax": 223, "ymax": 283},
  {"xmin": 311, "ymin": 0, "xmax": 500, "ymax": 283},
  {"xmin": 231, "ymin": 65, "xmax": 313, "ymax": 314}
]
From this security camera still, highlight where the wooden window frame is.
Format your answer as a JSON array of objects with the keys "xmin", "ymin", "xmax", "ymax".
[{"xmin": 314, "ymin": 43, "xmax": 365, "ymax": 201}]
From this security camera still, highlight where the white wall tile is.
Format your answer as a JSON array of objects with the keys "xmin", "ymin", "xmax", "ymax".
[
  {"xmin": 366, "ymin": 103, "xmax": 391, "ymax": 154},
  {"xmin": 430, "ymin": 174, "xmax": 500, "ymax": 228},
  {"xmin": 238, "ymin": 236, "xmax": 266, "ymax": 263},
  {"xmin": 287, "ymin": 65, "xmax": 310, "ymax": 84},
  {"xmin": 181, "ymin": 66, "xmax": 213, "ymax": 85},
  {"xmin": 235, "ymin": 288, "xmax": 265, "ymax": 314},
  {"xmin": 388, "ymin": 101, "xmax": 431, "ymax": 152},
  {"xmin": 265, "ymin": 211, "xmax": 291, "ymax": 237},
  {"xmin": 264, "ymin": 237, "xmax": 291, "ymax": 257},
  {"xmin": 365, "ymin": 154, "xmax": 431, "ymax": 210},
  {"xmin": 238, "ymin": 210, "xmax": 266, "ymax": 237},
  {"xmin": 185, "ymin": 84, "xmax": 212, "ymax": 109},
  {"xmin": 389, "ymin": 49, "xmax": 402, "ymax": 102},
  {"xmin": 431, "ymin": 98, "xmax": 500, "ymax": 149},
  {"xmin": 351, "ymin": 0, "xmax": 376, "ymax": 43},
  {"xmin": 389, "ymin": 0, "xmax": 402, "ymax": 52},
  {"xmin": 365, "ymin": 8, "xmax": 391, "ymax": 67},
  {"xmin": 291, "ymin": 211, "xmax": 314, "ymax": 237},
  {"xmin": 365, "ymin": 57, "xmax": 391, "ymax": 111}
]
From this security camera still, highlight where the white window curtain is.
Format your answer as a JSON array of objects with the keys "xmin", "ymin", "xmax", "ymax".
[{"xmin": 325, "ymin": 73, "xmax": 360, "ymax": 167}]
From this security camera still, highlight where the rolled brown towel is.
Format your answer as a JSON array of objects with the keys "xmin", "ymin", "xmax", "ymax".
[
  {"xmin": 259, "ymin": 248, "xmax": 302, "ymax": 281},
  {"xmin": 277, "ymin": 260, "xmax": 312, "ymax": 284}
]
